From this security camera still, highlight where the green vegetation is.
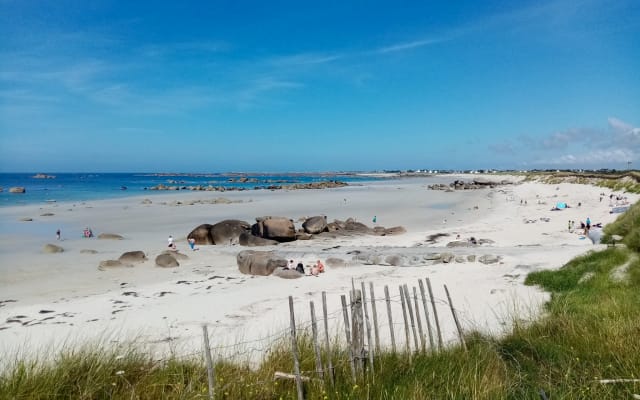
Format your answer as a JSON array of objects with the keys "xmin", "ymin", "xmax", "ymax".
[
  {"xmin": 523, "ymin": 170, "xmax": 640, "ymax": 194},
  {"xmin": 2, "ymin": 203, "xmax": 640, "ymax": 399}
]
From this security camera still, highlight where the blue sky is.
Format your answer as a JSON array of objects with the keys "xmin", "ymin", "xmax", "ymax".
[{"xmin": 1, "ymin": 0, "xmax": 638, "ymax": 172}]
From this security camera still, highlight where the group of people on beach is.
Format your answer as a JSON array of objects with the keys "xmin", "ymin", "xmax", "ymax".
[
  {"xmin": 167, "ymin": 235, "xmax": 198, "ymax": 251},
  {"xmin": 285, "ymin": 259, "xmax": 325, "ymax": 276}
]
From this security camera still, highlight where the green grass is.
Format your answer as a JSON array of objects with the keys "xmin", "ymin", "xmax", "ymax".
[{"xmin": 3, "ymin": 199, "xmax": 640, "ymax": 399}]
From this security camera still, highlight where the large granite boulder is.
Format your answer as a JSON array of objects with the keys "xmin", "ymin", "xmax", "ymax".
[
  {"xmin": 187, "ymin": 224, "xmax": 214, "ymax": 245},
  {"xmin": 156, "ymin": 253, "xmax": 179, "ymax": 268},
  {"xmin": 252, "ymin": 216, "xmax": 296, "ymax": 242},
  {"xmin": 43, "ymin": 244, "xmax": 64, "ymax": 253},
  {"xmin": 302, "ymin": 216, "xmax": 327, "ymax": 234},
  {"xmin": 210, "ymin": 219, "xmax": 251, "ymax": 245},
  {"xmin": 187, "ymin": 220, "xmax": 252, "ymax": 245},
  {"xmin": 344, "ymin": 219, "xmax": 371, "ymax": 233},
  {"xmin": 238, "ymin": 232, "xmax": 279, "ymax": 247},
  {"xmin": 118, "ymin": 251, "xmax": 147, "ymax": 264},
  {"xmin": 237, "ymin": 250, "xmax": 287, "ymax": 275}
]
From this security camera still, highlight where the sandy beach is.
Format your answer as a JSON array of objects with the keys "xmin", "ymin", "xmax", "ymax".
[{"xmin": 0, "ymin": 175, "xmax": 635, "ymax": 365}]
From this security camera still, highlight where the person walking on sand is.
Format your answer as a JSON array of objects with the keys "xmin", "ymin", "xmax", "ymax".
[
  {"xmin": 56, "ymin": 229, "xmax": 61, "ymax": 240},
  {"xmin": 372, "ymin": 215, "xmax": 377, "ymax": 224},
  {"xmin": 168, "ymin": 235, "xmax": 173, "ymax": 247}
]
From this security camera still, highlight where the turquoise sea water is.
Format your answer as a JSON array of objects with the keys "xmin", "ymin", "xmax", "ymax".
[{"xmin": 0, "ymin": 173, "xmax": 381, "ymax": 207}]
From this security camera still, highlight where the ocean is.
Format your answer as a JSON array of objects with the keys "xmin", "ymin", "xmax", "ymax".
[{"xmin": 0, "ymin": 172, "xmax": 383, "ymax": 207}]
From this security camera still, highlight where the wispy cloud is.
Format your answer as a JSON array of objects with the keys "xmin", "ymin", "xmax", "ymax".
[
  {"xmin": 267, "ymin": 52, "xmax": 342, "ymax": 67},
  {"xmin": 375, "ymin": 37, "xmax": 450, "ymax": 54},
  {"xmin": 493, "ymin": 117, "xmax": 640, "ymax": 168}
]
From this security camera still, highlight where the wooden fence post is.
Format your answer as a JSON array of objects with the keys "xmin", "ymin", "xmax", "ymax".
[
  {"xmin": 418, "ymin": 279, "xmax": 435, "ymax": 352},
  {"xmin": 426, "ymin": 278, "xmax": 444, "ymax": 350},
  {"xmin": 361, "ymin": 283, "xmax": 375, "ymax": 374},
  {"xmin": 399, "ymin": 285, "xmax": 411, "ymax": 354},
  {"xmin": 321, "ymin": 291, "xmax": 335, "ymax": 386},
  {"xmin": 341, "ymin": 294, "xmax": 357, "ymax": 382},
  {"xmin": 351, "ymin": 289, "xmax": 364, "ymax": 375},
  {"xmin": 369, "ymin": 282, "xmax": 381, "ymax": 353},
  {"xmin": 384, "ymin": 285, "xmax": 396, "ymax": 353},
  {"xmin": 288, "ymin": 296, "xmax": 305, "ymax": 400},
  {"xmin": 202, "ymin": 325, "xmax": 215, "ymax": 400},
  {"xmin": 413, "ymin": 286, "xmax": 426, "ymax": 353},
  {"xmin": 444, "ymin": 284, "xmax": 467, "ymax": 351},
  {"xmin": 403, "ymin": 284, "xmax": 419, "ymax": 352},
  {"xmin": 310, "ymin": 301, "xmax": 324, "ymax": 379}
]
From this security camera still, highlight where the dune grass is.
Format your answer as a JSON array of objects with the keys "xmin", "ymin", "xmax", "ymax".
[{"xmin": 2, "ymin": 204, "xmax": 640, "ymax": 399}]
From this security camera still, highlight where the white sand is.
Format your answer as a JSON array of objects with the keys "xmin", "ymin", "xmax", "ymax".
[{"xmin": 0, "ymin": 176, "xmax": 635, "ymax": 365}]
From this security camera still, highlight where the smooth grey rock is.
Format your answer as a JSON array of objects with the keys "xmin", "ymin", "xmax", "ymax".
[
  {"xmin": 155, "ymin": 254, "xmax": 179, "ymax": 268},
  {"xmin": 43, "ymin": 244, "xmax": 64, "ymax": 253}
]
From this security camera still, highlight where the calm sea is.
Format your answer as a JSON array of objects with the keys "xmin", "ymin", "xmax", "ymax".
[{"xmin": 0, "ymin": 173, "xmax": 382, "ymax": 207}]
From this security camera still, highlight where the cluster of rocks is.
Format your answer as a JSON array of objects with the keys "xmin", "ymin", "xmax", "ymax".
[
  {"xmin": 236, "ymin": 249, "xmax": 503, "ymax": 278},
  {"xmin": 145, "ymin": 180, "xmax": 348, "ymax": 192},
  {"xmin": 187, "ymin": 216, "xmax": 406, "ymax": 246},
  {"xmin": 349, "ymin": 251, "xmax": 501, "ymax": 267},
  {"xmin": 32, "ymin": 174, "xmax": 56, "ymax": 179},
  {"xmin": 97, "ymin": 250, "xmax": 188, "ymax": 270},
  {"xmin": 428, "ymin": 178, "xmax": 513, "ymax": 191}
]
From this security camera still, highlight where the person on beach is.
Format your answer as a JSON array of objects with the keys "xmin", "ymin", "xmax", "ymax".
[
  {"xmin": 56, "ymin": 229, "xmax": 61, "ymax": 240},
  {"xmin": 286, "ymin": 259, "xmax": 295, "ymax": 270},
  {"xmin": 586, "ymin": 217, "xmax": 591, "ymax": 230},
  {"xmin": 316, "ymin": 259, "xmax": 325, "ymax": 273},
  {"xmin": 296, "ymin": 262, "xmax": 305, "ymax": 274},
  {"xmin": 372, "ymin": 215, "xmax": 377, "ymax": 224},
  {"xmin": 168, "ymin": 235, "xmax": 174, "ymax": 247},
  {"xmin": 188, "ymin": 237, "xmax": 196, "ymax": 251}
]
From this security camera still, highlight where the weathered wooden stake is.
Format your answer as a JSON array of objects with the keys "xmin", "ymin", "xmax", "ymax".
[
  {"xmin": 369, "ymin": 282, "xmax": 381, "ymax": 353},
  {"xmin": 413, "ymin": 286, "xmax": 426, "ymax": 353},
  {"xmin": 351, "ymin": 289, "xmax": 364, "ymax": 375},
  {"xmin": 399, "ymin": 285, "xmax": 411, "ymax": 353},
  {"xmin": 384, "ymin": 285, "xmax": 396, "ymax": 353},
  {"xmin": 426, "ymin": 278, "xmax": 443, "ymax": 349},
  {"xmin": 444, "ymin": 284, "xmax": 467, "ymax": 351},
  {"xmin": 361, "ymin": 281, "xmax": 375, "ymax": 375},
  {"xmin": 288, "ymin": 296, "xmax": 305, "ymax": 400},
  {"xmin": 202, "ymin": 325, "xmax": 215, "ymax": 400},
  {"xmin": 321, "ymin": 291, "xmax": 335, "ymax": 386},
  {"xmin": 418, "ymin": 279, "xmax": 435, "ymax": 352},
  {"xmin": 309, "ymin": 301, "xmax": 324, "ymax": 379},
  {"xmin": 341, "ymin": 294, "xmax": 357, "ymax": 382},
  {"xmin": 403, "ymin": 284, "xmax": 419, "ymax": 352}
]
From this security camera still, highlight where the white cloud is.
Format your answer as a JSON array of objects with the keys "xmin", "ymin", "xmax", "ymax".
[{"xmin": 375, "ymin": 37, "xmax": 448, "ymax": 54}]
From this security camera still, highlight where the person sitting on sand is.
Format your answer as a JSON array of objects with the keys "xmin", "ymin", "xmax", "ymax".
[
  {"xmin": 310, "ymin": 265, "xmax": 320, "ymax": 276},
  {"xmin": 285, "ymin": 259, "xmax": 295, "ymax": 270},
  {"xmin": 316, "ymin": 260, "xmax": 325, "ymax": 273}
]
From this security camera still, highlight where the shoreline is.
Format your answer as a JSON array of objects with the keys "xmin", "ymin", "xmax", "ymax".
[{"xmin": 0, "ymin": 175, "xmax": 635, "ymax": 365}]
